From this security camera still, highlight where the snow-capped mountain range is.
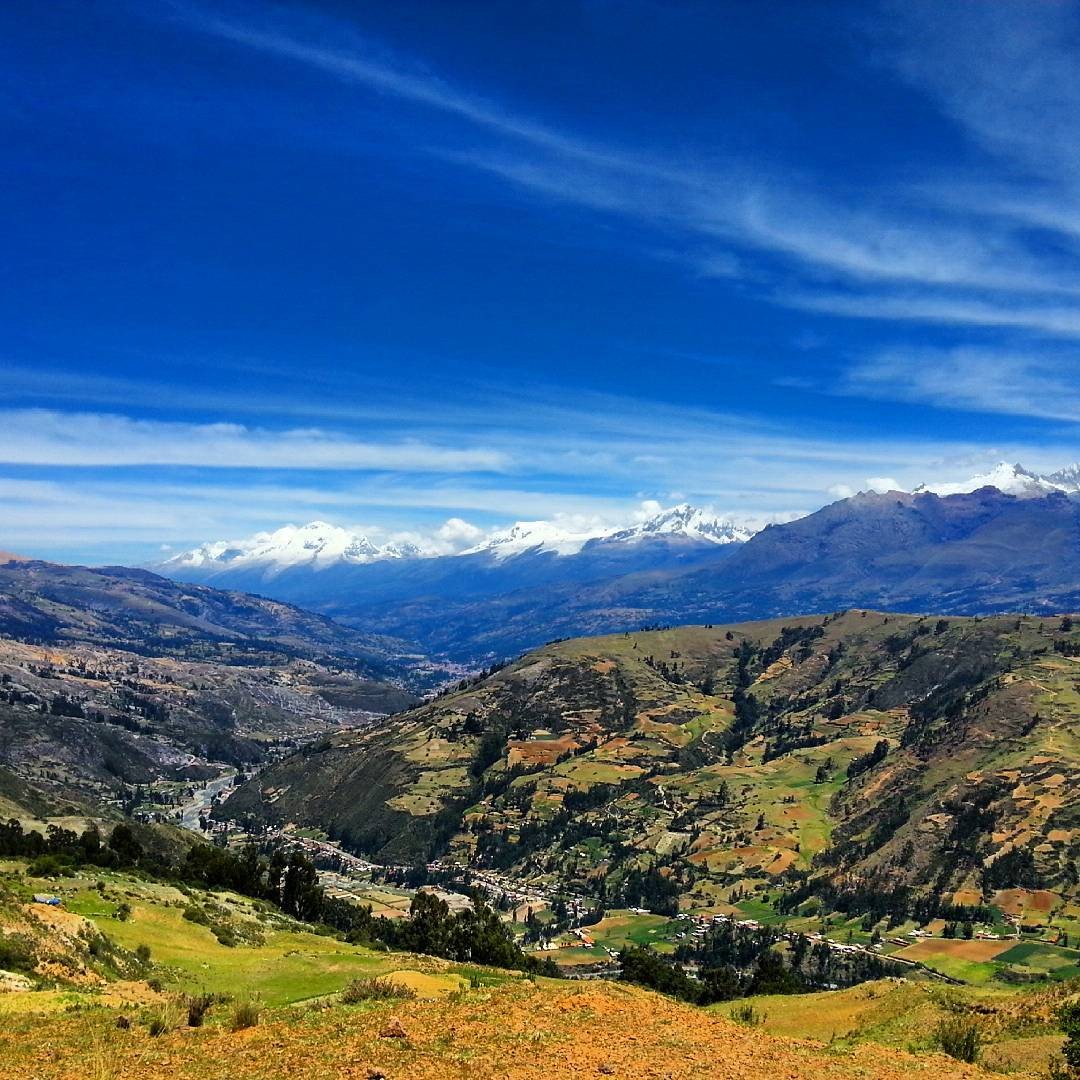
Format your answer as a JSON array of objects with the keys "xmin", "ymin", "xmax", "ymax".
[
  {"xmin": 148, "ymin": 461, "xmax": 1080, "ymax": 663},
  {"xmin": 161, "ymin": 503, "xmax": 758, "ymax": 576},
  {"xmin": 158, "ymin": 461, "xmax": 1077, "ymax": 579},
  {"xmin": 606, "ymin": 504, "xmax": 757, "ymax": 546}
]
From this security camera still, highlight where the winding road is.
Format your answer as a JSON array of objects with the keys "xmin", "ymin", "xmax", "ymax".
[{"xmin": 178, "ymin": 768, "xmax": 238, "ymax": 831}]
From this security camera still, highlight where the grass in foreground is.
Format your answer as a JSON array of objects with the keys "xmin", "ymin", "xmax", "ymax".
[{"xmin": 0, "ymin": 979, "xmax": 995, "ymax": 1080}]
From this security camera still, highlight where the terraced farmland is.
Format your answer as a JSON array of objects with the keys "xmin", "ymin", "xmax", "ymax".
[{"xmin": 222, "ymin": 612, "xmax": 1080, "ymax": 935}]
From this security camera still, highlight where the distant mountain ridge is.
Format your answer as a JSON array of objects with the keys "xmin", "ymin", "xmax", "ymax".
[
  {"xmin": 337, "ymin": 487, "xmax": 1080, "ymax": 660},
  {"xmin": 461, "ymin": 504, "xmax": 755, "ymax": 560},
  {"xmin": 161, "ymin": 501, "xmax": 759, "ymax": 578},
  {"xmin": 160, "ymin": 461, "xmax": 1078, "ymax": 580},
  {"xmin": 163, "ymin": 520, "xmax": 423, "ymax": 574},
  {"xmin": 672, "ymin": 485, "xmax": 1080, "ymax": 620},
  {"xmin": 151, "ymin": 463, "xmax": 1080, "ymax": 663},
  {"xmin": 0, "ymin": 559, "xmax": 441, "ymax": 692}
]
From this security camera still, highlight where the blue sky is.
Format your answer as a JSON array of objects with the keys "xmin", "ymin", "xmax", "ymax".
[{"xmin": 3, "ymin": 0, "xmax": 1080, "ymax": 562}]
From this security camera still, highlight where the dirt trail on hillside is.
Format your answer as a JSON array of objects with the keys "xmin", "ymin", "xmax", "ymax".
[{"xmin": 7, "ymin": 980, "xmax": 997, "ymax": 1080}]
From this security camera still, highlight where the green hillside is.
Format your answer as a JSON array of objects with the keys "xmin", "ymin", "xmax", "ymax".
[
  {"xmin": 223, "ymin": 611, "xmax": 1080, "ymax": 932},
  {"xmin": 0, "ymin": 858, "xmax": 1073, "ymax": 1079}
]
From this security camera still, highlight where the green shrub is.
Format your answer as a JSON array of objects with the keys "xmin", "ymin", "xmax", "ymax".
[
  {"xmin": 28, "ymin": 854, "xmax": 75, "ymax": 878},
  {"xmin": 934, "ymin": 1016, "xmax": 980, "ymax": 1063},
  {"xmin": 731, "ymin": 1003, "xmax": 764, "ymax": 1027},
  {"xmin": 182, "ymin": 904, "xmax": 209, "ymax": 926},
  {"xmin": 0, "ymin": 934, "xmax": 36, "ymax": 973},
  {"xmin": 134, "ymin": 943, "xmax": 151, "ymax": 964},
  {"xmin": 340, "ymin": 977, "xmax": 416, "ymax": 1004},
  {"xmin": 213, "ymin": 926, "xmax": 238, "ymax": 948},
  {"xmin": 87, "ymin": 933, "xmax": 114, "ymax": 959},
  {"xmin": 1057, "ymin": 999, "xmax": 1080, "ymax": 1071}
]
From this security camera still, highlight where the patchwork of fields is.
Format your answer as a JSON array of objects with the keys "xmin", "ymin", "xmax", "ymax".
[{"xmin": 224, "ymin": 614, "xmax": 1079, "ymax": 932}]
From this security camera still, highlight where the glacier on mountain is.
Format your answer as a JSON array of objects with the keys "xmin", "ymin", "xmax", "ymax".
[
  {"xmin": 162, "ymin": 503, "xmax": 762, "ymax": 574},
  {"xmin": 911, "ymin": 461, "xmax": 1080, "ymax": 498}
]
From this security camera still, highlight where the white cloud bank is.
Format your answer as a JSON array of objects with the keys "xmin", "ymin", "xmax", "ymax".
[{"xmin": 0, "ymin": 410, "xmax": 507, "ymax": 472}]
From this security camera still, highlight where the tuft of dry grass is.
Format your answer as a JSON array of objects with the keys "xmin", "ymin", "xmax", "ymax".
[
  {"xmin": 934, "ymin": 1016, "xmax": 982, "ymax": 1063},
  {"xmin": 230, "ymin": 997, "xmax": 261, "ymax": 1031},
  {"xmin": 186, "ymin": 991, "xmax": 229, "ymax": 1027},
  {"xmin": 144, "ymin": 995, "xmax": 185, "ymax": 1037}
]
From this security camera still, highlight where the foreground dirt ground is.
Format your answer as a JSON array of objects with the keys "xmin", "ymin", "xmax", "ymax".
[{"xmin": 1, "ymin": 979, "xmax": 997, "ymax": 1080}]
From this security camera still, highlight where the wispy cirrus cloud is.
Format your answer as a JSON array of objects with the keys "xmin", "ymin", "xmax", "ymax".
[
  {"xmin": 850, "ymin": 3, "xmax": 1080, "ymax": 316},
  {"xmin": 451, "ymin": 148, "xmax": 1074, "ymax": 296},
  {"xmin": 784, "ymin": 292, "xmax": 1080, "ymax": 342},
  {"xmin": 168, "ymin": 2, "xmax": 1080, "ymax": 310},
  {"xmin": 879, "ymin": 1, "xmax": 1080, "ymax": 192},
  {"xmin": 3, "ymin": 364, "xmax": 987, "ymax": 486},
  {"xmin": 842, "ymin": 347, "xmax": 1080, "ymax": 425}
]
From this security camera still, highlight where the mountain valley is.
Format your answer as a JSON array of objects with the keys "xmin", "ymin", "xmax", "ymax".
[
  {"xmin": 2, "ymin": 479, "xmax": 1079, "ymax": 1079},
  {"xmin": 0, "ymin": 557, "xmax": 433, "ymax": 823},
  {"xmin": 11, "ymin": 7, "xmax": 1080, "ymax": 1075}
]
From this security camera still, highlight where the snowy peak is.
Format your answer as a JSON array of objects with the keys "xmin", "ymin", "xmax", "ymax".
[
  {"xmin": 912, "ymin": 461, "xmax": 1080, "ymax": 498},
  {"xmin": 606, "ymin": 504, "xmax": 756, "ymax": 546},
  {"xmin": 461, "ymin": 504, "xmax": 757, "ymax": 560},
  {"xmin": 460, "ymin": 520, "xmax": 606, "ymax": 560},
  {"xmin": 161, "ymin": 521, "xmax": 418, "ymax": 576},
  {"xmin": 1046, "ymin": 463, "xmax": 1080, "ymax": 490}
]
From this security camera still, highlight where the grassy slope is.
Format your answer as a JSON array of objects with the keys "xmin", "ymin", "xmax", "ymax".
[
  {"xmin": 713, "ymin": 977, "xmax": 1076, "ymax": 1077},
  {"xmin": 0, "ymin": 977, "xmax": 999, "ymax": 1080},
  {"xmin": 0, "ymin": 860, "xmax": 498, "ymax": 1011},
  {"xmin": 223, "ymin": 612, "xmax": 1080, "ymax": 919},
  {"xmin": 2, "ymin": 860, "xmax": 1071, "ymax": 1077}
]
